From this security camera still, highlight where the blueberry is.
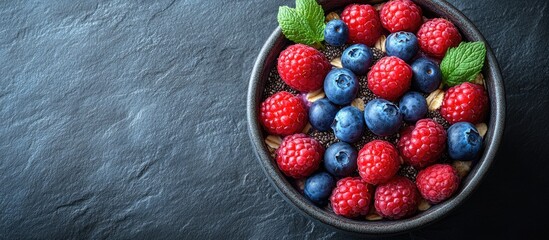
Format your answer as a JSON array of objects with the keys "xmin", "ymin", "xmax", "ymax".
[
  {"xmin": 304, "ymin": 172, "xmax": 336, "ymax": 205},
  {"xmin": 399, "ymin": 91, "xmax": 428, "ymax": 122},
  {"xmin": 447, "ymin": 122, "xmax": 483, "ymax": 161},
  {"xmin": 324, "ymin": 68, "xmax": 359, "ymax": 105},
  {"xmin": 364, "ymin": 99, "xmax": 403, "ymax": 136},
  {"xmin": 324, "ymin": 142, "xmax": 358, "ymax": 177},
  {"xmin": 341, "ymin": 44, "xmax": 373, "ymax": 75},
  {"xmin": 411, "ymin": 57, "xmax": 442, "ymax": 93},
  {"xmin": 308, "ymin": 99, "xmax": 338, "ymax": 132},
  {"xmin": 324, "ymin": 20, "xmax": 349, "ymax": 47},
  {"xmin": 332, "ymin": 106, "xmax": 364, "ymax": 143},
  {"xmin": 385, "ymin": 32, "xmax": 419, "ymax": 62}
]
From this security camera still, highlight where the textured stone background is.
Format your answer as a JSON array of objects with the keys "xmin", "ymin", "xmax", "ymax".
[{"xmin": 0, "ymin": 0, "xmax": 547, "ymax": 239}]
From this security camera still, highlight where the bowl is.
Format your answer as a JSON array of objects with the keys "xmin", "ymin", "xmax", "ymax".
[{"xmin": 247, "ymin": 0, "xmax": 505, "ymax": 235}]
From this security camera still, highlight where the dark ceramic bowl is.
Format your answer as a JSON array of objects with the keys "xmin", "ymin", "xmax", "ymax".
[{"xmin": 247, "ymin": 0, "xmax": 505, "ymax": 235}]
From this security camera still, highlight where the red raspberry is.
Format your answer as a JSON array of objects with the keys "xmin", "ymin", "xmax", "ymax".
[
  {"xmin": 417, "ymin": 18, "xmax": 462, "ymax": 58},
  {"xmin": 260, "ymin": 91, "xmax": 307, "ymax": 136},
  {"xmin": 277, "ymin": 44, "xmax": 331, "ymax": 92},
  {"xmin": 380, "ymin": 0, "xmax": 423, "ymax": 33},
  {"xmin": 440, "ymin": 82, "xmax": 489, "ymax": 124},
  {"xmin": 416, "ymin": 164, "xmax": 460, "ymax": 203},
  {"xmin": 367, "ymin": 56, "xmax": 412, "ymax": 101},
  {"xmin": 341, "ymin": 4, "xmax": 382, "ymax": 46},
  {"xmin": 357, "ymin": 140, "xmax": 401, "ymax": 185},
  {"xmin": 374, "ymin": 176, "xmax": 420, "ymax": 219},
  {"xmin": 330, "ymin": 177, "xmax": 373, "ymax": 218},
  {"xmin": 276, "ymin": 134, "xmax": 324, "ymax": 179},
  {"xmin": 398, "ymin": 119, "xmax": 446, "ymax": 168}
]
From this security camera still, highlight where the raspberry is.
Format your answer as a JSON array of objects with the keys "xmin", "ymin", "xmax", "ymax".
[
  {"xmin": 440, "ymin": 82, "xmax": 489, "ymax": 124},
  {"xmin": 374, "ymin": 176, "xmax": 419, "ymax": 219},
  {"xmin": 380, "ymin": 0, "xmax": 423, "ymax": 33},
  {"xmin": 276, "ymin": 134, "xmax": 324, "ymax": 179},
  {"xmin": 367, "ymin": 56, "xmax": 412, "ymax": 101},
  {"xmin": 330, "ymin": 177, "xmax": 373, "ymax": 217},
  {"xmin": 357, "ymin": 140, "xmax": 400, "ymax": 185},
  {"xmin": 398, "ymin": 119, "xmax": 446, "ymax": 168},
  {"xmin": 341, "ymin": 4, "xmax": 382, "ymax": 46},
  {"xmin": 416, "ymin": 164, "xmax": 460, "ymax": 203},
  {"xmin": 277, "ymin": 44, "xmax": 331, "ymax": 92},
  {"xmin": 417, "ymin": 18, "xmax": 462, "ymax": 58},
  {"xmin": 260, "ymin": 91, "xmax": 307, "ymax": 136}
]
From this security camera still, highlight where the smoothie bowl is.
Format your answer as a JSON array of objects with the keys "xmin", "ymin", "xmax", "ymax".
[{"xmin": 247, "ymin": 0, "xmax": 505, "ymax": 235}]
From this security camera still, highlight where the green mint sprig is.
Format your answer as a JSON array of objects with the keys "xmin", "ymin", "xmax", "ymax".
[
  {"xmin": 277, "ymin": 0, "xmax": 325, "ymax": 47},
  {"xmin": 440, "ymin": 41, "xmax": 487, "ymax": 87}
]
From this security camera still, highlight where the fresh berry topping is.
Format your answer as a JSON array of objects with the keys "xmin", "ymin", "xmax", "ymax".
[
  {"xmin": 304, "ymin": 172, "xmax": 336, "ymax": 205},
  {"xmin": 374, "ymin": 176, "xmax": 419, "ymax": 219},
  {"xmin": 417, "ymin": 18, "xmax": 462, "ymax": 58},
  {"xmin": 385, "ymin": 31, "xmax": 419, "ymax": 62},
  {"xmin": 411, "ymin": 57, "xmax": 442, "ymax": 93},
  {"xmin": 324, "ymin": 20, "xmax": 349, "ymax": 47},
  {"xmin": 324, "ymin": 142, "xmax": 358, "ymax": 177},
  {"xmin": 309, "ymin": 99, "xmax": 339, "ymax": 132},
  {"xmin": 341, "ymin": 4, "xmax": 382, "ymax": 46},
  {"xmin": 364, "ymin": 99, "xmax": 403, "ymax": 136},
  {"xmin": 276, "ymin": 133, "xmax": 325, "ymax": 179},
  {"xmin": 447, "ymin": 122, "xmax": 483, "ymax": 161},
  {"xmin": 399, "ymin": 91, "xmax": 428, "ymax": 122},
  {"xmin": 332, "ymin": 106, "xmax": 365, "ymax": 143},
  {"xmin": 416, "ymin": 164, "xmax": 460, "ymax": 203},
  {"xmin": 296, "ymin": 92, "xmax": 313, "ymax": 110},
  {"xmin": 324, "ymin": 68, "xmax": 359, "ymax": 105},
  {"xmin": 260, "ymin": 91, "xmax": 307, "ymax": 136},
  {"xmin": 357, "ymin": 140, "xmax": 401, "ymax": 185},
  {"xmin": 367, "ymin": 56, "xmax": 412, "ymax": 101},
  {"xmin": 277, "ymin": 44, "xmax": 331, "ymax": 92},
  {"xmin": 341, "ymin": 44, "xmax": 374, "ymax": 75},
  {"xmin": 440, "ymin": 82, "xmax": 489, "ymax": 124},
  {"xmin": 330, "ymin": 177, "xmax": 373, "ymax": 217},
  {"xmin": 380, "ymin": 0, "xmax": 423, "ymax": 33},
  {"xmin": 398, "ymin": 119, "xmax": 446, "ymax": 168}
]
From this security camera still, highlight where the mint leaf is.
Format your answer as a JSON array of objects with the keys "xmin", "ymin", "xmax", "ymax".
[
  {"xmin": 277, "ymin": 0, "xmax": 325, "ymax": 46},
  {"xmin": 296, "ymin": 0, "xmax": 325, "ymax": 42},
  {"xmin": 440, "ymin": 41, "xmax": 487, "ymax": 87}
]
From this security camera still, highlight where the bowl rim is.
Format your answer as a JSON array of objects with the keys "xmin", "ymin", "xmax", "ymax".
[{"xmin": 247, "ymin": 0, "xmax": 505, "ymax": 235}]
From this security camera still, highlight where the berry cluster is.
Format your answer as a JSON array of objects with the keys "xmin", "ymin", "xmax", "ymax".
[{"xmin": 261, "ymin": 0, "xmax": 489, "ymax": 221}]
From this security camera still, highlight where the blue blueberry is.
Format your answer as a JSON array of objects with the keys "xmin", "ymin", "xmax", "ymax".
[
  {"xmin": 324, "ymin": 142, "xmax": 358, "ymax": 177},
  {"xmin": 309, "ymin": 99, "xmax": 339, "ymax": 131},
  {"xmin": 399, "ymin": 91, "xmax": 428, "ymax": 122},
  {"xmin": 304, "ymin": 172, "xmax": 336, "ymax": 205},
  {"xmin": 332, "ymin": 106, "xmax": 364, "ymax": 143},
  {"xmin": 341, "ymin": 44, "xmax": 374, "ymax": 75},
  {"xmin": 324, "ymin": 68, "xmax": 359, "ymax": 105},
  {"xmin": 364, "ymin": 99, "xmax": 403, "ymax": 136},
  {"xmin": 385, "ymin": 31, "xmax": 419, "ymax": 62},
  {"xmin": 324, "ymin": 20, "xmax": 349, "ymax": 47},
  {"xmin": 447, "ymin": 122, "xmax": 483, "ymax": 161},
  {"xmin": 411, "ymin": 57, "xmax": 442, "ymax": 93}
]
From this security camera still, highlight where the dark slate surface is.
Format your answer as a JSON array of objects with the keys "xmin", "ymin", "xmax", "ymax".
[{"xmin": 0, "ymin": 0, "xmax": 547, "ymax": 239}]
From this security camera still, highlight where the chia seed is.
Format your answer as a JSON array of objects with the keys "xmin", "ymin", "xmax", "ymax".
[
  {"xmin": 358, "ymin": 75, "xmax": 376, "ymax": 103},
  {"xmin": 426, "ymin": 110, "xmax": 451, "ymax": 129},
  {"xmin": 321, "ymin": 44, "xmax": 346, "ymax": 61},
  {"xmin": 371, "ymin": 47, "xmax": 385, "ymax": 63},
  {"xmin": 309, "ymin": 129, "xmax": 339, "ymax": 149},
  {"xmin": 398, "ymin": 165, "xmax": 418, "ymax": 181},
  {"xmin": 263, "ymin": 68, "xmax": 297, "ymax": 100}
]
